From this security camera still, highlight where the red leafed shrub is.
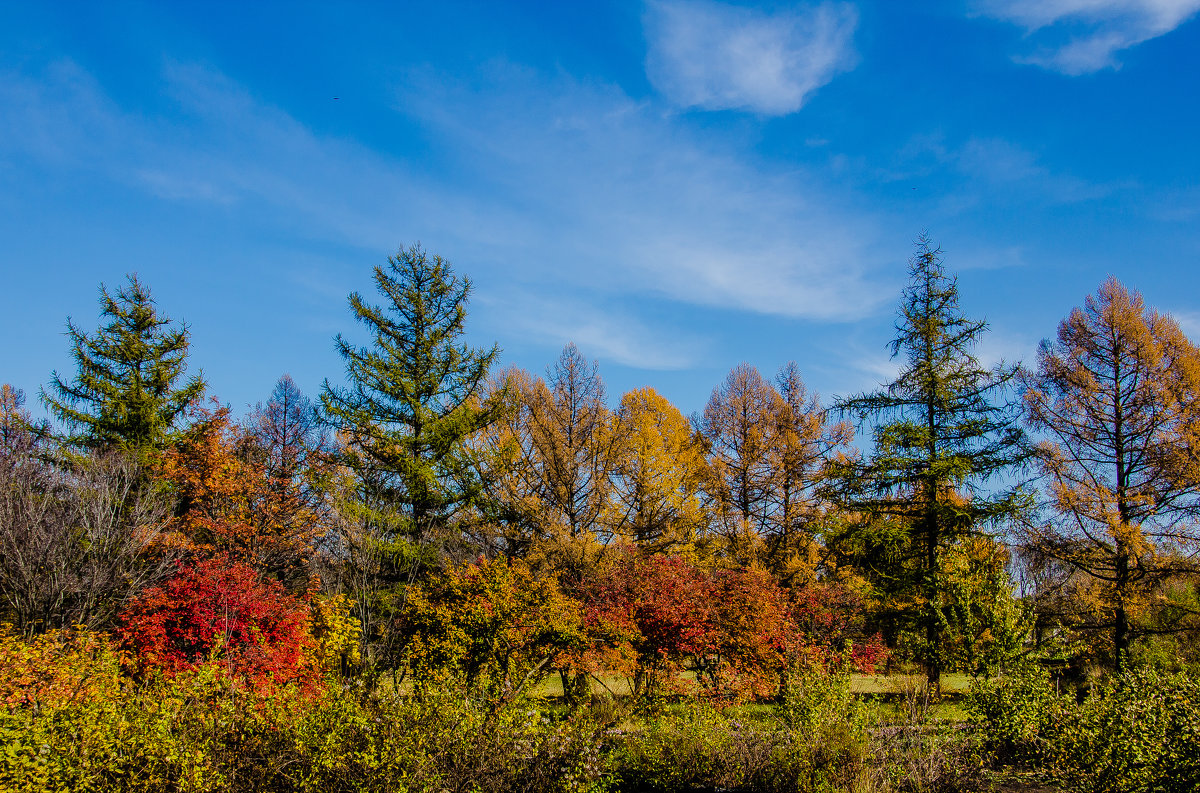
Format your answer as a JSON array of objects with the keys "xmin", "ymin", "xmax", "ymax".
[
  {"xmin": 791, "ymin": 581, "xmax": 889, "ymax": 673},
  {"xmin": 118, "ymin": 556, "xmax": 315, "ymax": 687},
  {"xmin": 578, "ymin": 553, "xmax": 718, "ymax": 696}
]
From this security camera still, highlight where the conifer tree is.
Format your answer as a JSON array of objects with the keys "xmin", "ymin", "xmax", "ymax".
[
  {"xmin": 41, "ymin": 274, "xmax": 204, "ymax": 453},
  {"xmin": 608, "ymin": 387, "xmax": 708, "ymax": 556},
  {"xmin": 1022, "ymin": 277, "xmax": 1200, "ymax": 672},
  {"xmin": 477, "ymin": 345, "xmax": 616, "ymax": 573},
  {"xmin": 699, "ymin": 363, "xmax": 778, "ymax": 556},
  {"xmin": 322, "ymin": 245, "xmax": 502, "ymax": 675},
  {"xmin": 768, "ymin": 362, "xmax": 852, "ymax": 577},
  {"xmin": 829, "ymin": 236, "xmax": 1030, "ymax": 690},
  {"xmin": 321, "ymin": 244, "xmax": 502, "ymax": 549}
]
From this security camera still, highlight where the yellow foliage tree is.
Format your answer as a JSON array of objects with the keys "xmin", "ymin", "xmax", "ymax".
[
  {"xmin": 608, "ymin": 387, "xmax": 708, "ymax": 557},
  {"xmin": 1022, "ymin": 277, "xmax": 1200, "ymax": 671},
  {"xmin": 474, "ymin": 345, "xmax": 616, "ymax": 580}
]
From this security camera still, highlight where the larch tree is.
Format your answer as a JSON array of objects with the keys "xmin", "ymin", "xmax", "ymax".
[
  {"xmin": 245, "ymin": 374, "xmax": 332, "ymax": 531},
  {"xmin": 528, "ymin": 343, "xmax": 614, "ymax": 546},
  {"xmin": 41, "ymin": 274, "xmax": 205, "ymax": 455},
  {"xmin": 607, "ymin": 387, "xmax": 708, "ymax": 557},
  {"xmin": 830, "ymin": 236, "xmax": 1031, "ymax": 691},
  {"xmin": 321, "ymin": 244, "xmax": 502, "ymax": 546},
  {"xmin": 477, "ymin": 345, "xmax": 614, "ymax": 575},
  {"xmin": 1021, "ymin": 277, "xmax": 1200, "ymax": 672},
  {"xmin": 698, "ymin": 363, "xmax": 778, "ymax": 563},
  {"xmin": 767, "ymin": 361, "xmax": 853, "ymax": 578}
]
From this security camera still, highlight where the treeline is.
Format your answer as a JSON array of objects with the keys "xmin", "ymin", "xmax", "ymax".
[{"xmin": 3, "ymin": 238, "xmax": 1200, "ymax": 696}]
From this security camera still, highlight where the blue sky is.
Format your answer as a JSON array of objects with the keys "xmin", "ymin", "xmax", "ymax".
[{"xmin": 3, "ymin": 0, "xmax": 1200, "ymax": 421}]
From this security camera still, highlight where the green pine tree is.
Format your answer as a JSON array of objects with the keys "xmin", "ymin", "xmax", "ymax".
[
  {"xmin": 322, "ymin": 243, "xmax": 503, "ymax": 550},
  {"xmin": 828, "ymin": 236, "xmax": 1031, "ymax": 691},
  {"xmin": 41, "ymin": 274, "xmax": 205, "ymax": 454}
]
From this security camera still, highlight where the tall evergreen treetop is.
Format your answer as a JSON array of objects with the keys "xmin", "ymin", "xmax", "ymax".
[
  {"xmin": 321, "ymin": 244, "xmax": 502, "ymax": 540},
  {"xmin": 41, "ymin": 274, "xmax": 205, "ymax": 453},
  {"xmin": 830, "ymin": 236, "xmax": 1030, "ymax": 688}
]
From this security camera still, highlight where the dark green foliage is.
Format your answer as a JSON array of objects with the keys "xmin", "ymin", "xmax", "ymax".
[
  {"xmin": 321, "ymin": 243, "xmax": 502, "ymax": 543},
  {"xmin": 828, "ymin": 236, "xmax": 1031, "ymax": 688},
  {"xmin": 41, "ymin": 274, "xmax": 204, "ymax": 454}
]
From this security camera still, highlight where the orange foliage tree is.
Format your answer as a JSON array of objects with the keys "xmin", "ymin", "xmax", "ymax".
[
  {"xmin": 1022, "ymin": 277, "xmax": 1200, "ymax": 670},
  {"xmin": 156, "ymin": 403, "xmax": 321, "ymax": 587}
]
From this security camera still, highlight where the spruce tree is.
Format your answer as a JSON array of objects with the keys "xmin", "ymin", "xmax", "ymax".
[
  {"xmin": 829, "ymin": 236, "xmax": 1030, "ymax": 691},
  {"xmin": 41, "ymin": 274, "xmax": 205, "ymax": 454},
  {"xmin": 321, "ymin": 243, "xmax": 502, "ymax": 548}
]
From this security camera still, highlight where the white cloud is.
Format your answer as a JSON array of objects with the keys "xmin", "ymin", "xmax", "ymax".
[
  {"xmin": 0, "ymin": 58, "xmax": 894, "ymax": 370},
  {"xmin": 888, "ymin": 134, "xmax": 1114, "ymax": 211},
  {"xmin": 1171, "ymin": 310, "xmax": 1200, "ymax": 340},
  {"xmin": 644, "ymin": 0, "xmax": 857, "ymax": 114},
  {"xmin": 494, "ymin": 293, "xmax": 706, "ymax": 370},
  {"xmin": 974, "ymin": 0, "xmax": 1200, "ymax": 73},
  {"xmin": 953, "ymin": 138, "xmax": 1112, "ymax": 202}
]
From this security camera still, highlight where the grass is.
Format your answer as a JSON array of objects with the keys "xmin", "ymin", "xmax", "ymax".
[{"xmin": 535, "ymin": 671, "xmax": 976, "ymax": 718}]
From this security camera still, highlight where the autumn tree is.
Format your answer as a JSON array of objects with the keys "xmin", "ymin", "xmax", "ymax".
[
  {"xmin": 829, "ymin": 237, "xmax": 1030, "ymax": 690},
  {"xmin": 607, "ymin": 387, "xmax": 708, "ymax": 556},
  {"xmin": 477, "ymin": 345, "xmax": 617, "ymax": 575},
  {"xmin": 156, "ymin": 403, "xmax": 324, "ymax": 588},
  {"xmin": 1021, "ymin": 277, "xmax": 1200, "ymax": 671},
  {"xmin": 579, "ymin": 553, "xmax": 717, "ymax": 698},
  {"xmin": 698, "ymin": 364, "xmax": 778, "ymax": 563},
  {"xmin": 41, "ymin": 274, "xmax": 205, "ymax": 455},
  {"xmin": 769, "ymin": 363, "xmax": 852, "ymax": 575},
  {"xmin": 248, "ymin": 375, "xmax": 330, "ymax": 488},
  {"xmin": 697, "ymin": 363, "xmax": 851, "ymax": 572},
  {"xmin": 245, "ymin": 375, "xmax": 332, "ymax": 535}
]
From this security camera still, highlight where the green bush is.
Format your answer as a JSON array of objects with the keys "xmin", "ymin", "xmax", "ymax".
[
  {"xmin": 1046, "ymin": 667, "xmax": 1200, "ymax": 793},
  {"xmin": 966, "ymin": 662, "xmax": 1059, "ymax": 763},
  {"xmin": 613, "ymin": 665, "xmax": 873, "ymax": 792}
]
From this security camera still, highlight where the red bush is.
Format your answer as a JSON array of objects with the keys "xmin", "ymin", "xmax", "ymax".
[{"xmin": 118, "ymin": 557, "xmax": 314, "ymax": 687}]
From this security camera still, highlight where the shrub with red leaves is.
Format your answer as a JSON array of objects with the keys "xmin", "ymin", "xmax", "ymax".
[
  {"xmin": 791, "ymin": 581, "xmax": 889, "ymax": 673},
  {"xmin": 118, "ymin": 556, "xmax": 314, "ymax": 686}
]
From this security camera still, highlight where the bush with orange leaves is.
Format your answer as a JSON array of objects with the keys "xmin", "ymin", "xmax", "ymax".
[{"xmin": 0, "ymin": 627, "xmax": 123, "ymax": 711}]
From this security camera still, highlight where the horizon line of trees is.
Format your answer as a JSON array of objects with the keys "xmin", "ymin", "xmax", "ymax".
[{"xmin": 3, "ymin": 238, "xmax": 1199, "ymax": 693}]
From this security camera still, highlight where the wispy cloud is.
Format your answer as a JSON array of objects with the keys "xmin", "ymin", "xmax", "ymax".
[
  {"xmin": 490, "ymin": 292, "xmax": 706, "ymax": 370},
  {"xmin": 973, "ymin": 0, "xmax": 1200, "ymax": 74},
  {"xmin": 890, "ymin": 134, "xmax": 1114, "ymax": 210},
  {"xmin": 0, "ymin": 58, "xmax": 893, "ymax": 371},
  {"xmin": 643, "ymin": 0, "xmax": 858, "ymax": 114},
  {"xmin": 1170, "ymin": 309, "xmax": 1200, "ymax": 340},
  {"xmin": 954, "ymin": 138, "xmax": 1113, "ymax": 202},
  {"xmin": 399, "ymin": 65, "xmax": 891, "ymax": 322}
]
